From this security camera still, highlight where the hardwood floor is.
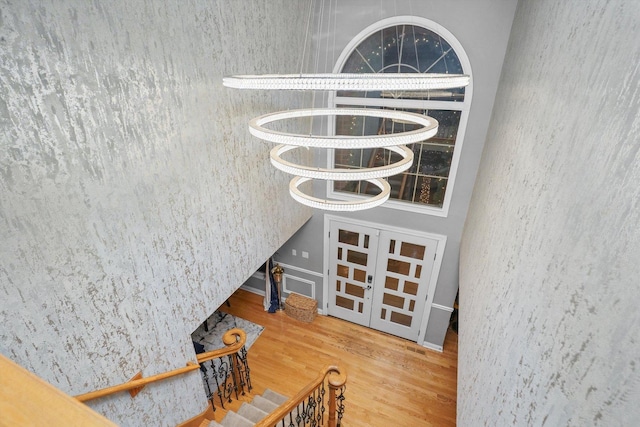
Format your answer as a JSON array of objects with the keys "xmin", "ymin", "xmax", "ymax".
[{"xmin": 219, "ymin": 289, "xmax": 458, "ymax": 427}]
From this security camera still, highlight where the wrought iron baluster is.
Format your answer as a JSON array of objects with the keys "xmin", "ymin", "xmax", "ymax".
[
  {"xmin": 212, "ymin": 359, "xmax": 226, "ymax": 409},
  {"xmin": 336, "ymin": 385, "xmax": 346, "ymax": 426},
  {"xmin": 213, "ymin": 357, "xmax": 231, "ymax": 407},
  {"xmin": 310, "ymin": 389, "xmax": 319, "ymax": 427},
  {"xmin": 301, "ymin": 392, "xmax": 318, "ymax": 427},
  {"xmin": 199, "ymin": 361, "xmax": 217, "ymax": 411},
  {"xmin": 319, "ymin": 382, "xmax": 326, "ymax": 425},
  {"xmin": 302, "ymin": 399, "xmax": 309, "ymax": 425},
  {"xmin": 234, "ymin": 346, "xmax": 252, "ymax": 395},
  {"xmin": 195, "ymin": 328, "xmax": 254, "ymax": 416},
  {"xmin": 295, "ymin": 402, "xmax": 303, "ymax": 426},
  {"xmin": 226, "ymin": 354, "xmax": 240, "ymax": 401}
]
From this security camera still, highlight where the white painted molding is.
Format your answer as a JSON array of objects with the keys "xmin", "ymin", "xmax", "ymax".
[
  {"xmin": 282, "ymin": 274, "xmax": 316, "ymax": 299},
  {"xmin": 241, "ymin": 284, "xmax": 265, "ymax": 296},
  {"xmin": 422, "ymin": 341, "xmax": 444, "ymax": 353},
  {"xmin": 323, "ymin": 214, "xmax": 449, "ymax": 244},
  {"xmin": 240, "ymin": 284, "xmax": 325, "ymax": 315},
  {"xmin": 431, "ymin": 303, "xmax": 454, "ymax": 313},
  {"xmin": 251, "ymin": 271, "xmax": 266, "ymax": 280},
  {"xmin": 274, "ymin": 262, "xmax": 324, "ymax": 278}
]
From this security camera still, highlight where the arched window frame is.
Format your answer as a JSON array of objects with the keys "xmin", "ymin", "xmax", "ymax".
[{"xmin": 326, "ymin": 16, "xmax": 473, "ymax": 217}]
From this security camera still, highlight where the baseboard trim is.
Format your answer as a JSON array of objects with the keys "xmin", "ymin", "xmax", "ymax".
[
  {"xmin": 239, "ymin": 285, "xmax": 325, "ymax": 315},
  {"xmin": 421, "ymin": 341, "xmax": 443, "ymax": 353},
  {"xmin": 240, "ymin": 284, "xmax": 265, "ymax": 297},
  {"xmin": 431, "ymin": 303, "xmax": 454, "ymax": 313}
]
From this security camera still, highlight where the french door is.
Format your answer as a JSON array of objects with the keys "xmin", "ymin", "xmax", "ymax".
[
  {"xmin": 327, "ymin": 218, "xmax": 441, "ymax": 341},
  {"xmin": 327, "ymin": 221, "xmax": 380, "ymax": 327}
]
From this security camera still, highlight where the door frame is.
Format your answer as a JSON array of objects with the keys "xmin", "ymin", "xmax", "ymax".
[{"xmin": 323, "ymin": 214, "xmax": 447, "ymax": 346}]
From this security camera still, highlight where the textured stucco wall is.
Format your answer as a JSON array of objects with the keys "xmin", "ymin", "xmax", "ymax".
[
  {"xmin": 459, "ymin": 0, "xmax": 640, "ymax": 425},
  {"xmin": 0, "ymin": 1, "xmax": 312, "ymax": 425}
]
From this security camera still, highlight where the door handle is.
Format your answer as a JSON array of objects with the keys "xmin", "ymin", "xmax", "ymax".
[{"xmin": 366, "ymin": 285, "xmax": 372, "ymax": 290}]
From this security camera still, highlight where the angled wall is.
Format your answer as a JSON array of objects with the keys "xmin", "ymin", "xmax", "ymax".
[
  {"xmin": 459, "ymin": 0, "xmax": 640, "ymax": 425},
  {"xmin": 0, "ymin": 1, "xmax": 312, "ymax": 425}
]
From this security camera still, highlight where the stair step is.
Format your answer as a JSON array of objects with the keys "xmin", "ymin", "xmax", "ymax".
[
  {"xmin": 261, "ymin": 389, "xmax": 288, "ymax": 406},
  {"xmin": 237, "ymin": 402, "xmax": 268, "ymax": 423},
  {"xmin": 219, "ymin": 410, "xmax": 254, "ymax": 427},
  {"xmin": 213, "ymin": 390, "xmax": 291, "ymax": 427},
  {"xmin": 251, "ymin": 395, "xmax": 280, "ymax": 413},
  {"xmin": 206, "ymin": 421, "xmax": 223, "ymax": 427}
]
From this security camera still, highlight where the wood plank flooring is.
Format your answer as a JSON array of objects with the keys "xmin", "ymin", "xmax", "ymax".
[{"xmin": 219, "ymin": 289, "xmax": 457, "ymax": 427}]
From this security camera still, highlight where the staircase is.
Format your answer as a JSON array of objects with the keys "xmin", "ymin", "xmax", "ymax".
[
  {"xmin": 74, "ymin": 328, "xmax": 345, "ymax": 427},
  {"xmin": 206, "ymin": 389, "xmax": 288, "ymax": 427}
]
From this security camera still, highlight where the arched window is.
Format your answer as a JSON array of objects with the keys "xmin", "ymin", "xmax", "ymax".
[{"xmin": 328, "ymin": 17, "xmax": 472, "ymax": 216}]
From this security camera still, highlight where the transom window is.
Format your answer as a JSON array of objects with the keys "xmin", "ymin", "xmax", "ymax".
[{"xmin": 328, "ymin": 18, "xmax": 472, "ymax": 216}]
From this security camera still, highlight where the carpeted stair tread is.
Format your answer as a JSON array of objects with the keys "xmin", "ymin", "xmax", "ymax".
[
  {"xmin": 206, "ymin": 421, "xmax": 223, "ymax": 427},
  {"xmin": 261, "ymin": 389, "xmax": 288, "ymax": 406},
  {"xmin": 213, "ymin": 390, "xmax": 291, "ymax": 427},
  {"xmin": 251, "ymin": 395, "xmax": 280, "ymax": 413},
  {"xmin": 219, "ymin": 410, "xmax": 254, "ymax": 427},
  {"xmin": 237, "ymin": 402, "xmax": 268, "ymax": 423}
]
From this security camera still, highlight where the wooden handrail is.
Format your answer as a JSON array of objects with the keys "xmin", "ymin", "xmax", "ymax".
[
  {"xmin": 75, "ymin": 362, "xmax": 200, "ymax": 402},
  {"xmin": 196, "ymin": 328, "xmax": 246, "ymax": 363},
  {"xmin": 75, "ymin": 328, "xmax": 247, "ymax": 403},
  {"xmin": 255, "ymin": 365, "xmax": 347, "ymax": 427}
]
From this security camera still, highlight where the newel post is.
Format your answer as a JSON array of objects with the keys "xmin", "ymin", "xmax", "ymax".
[{"xmin": 328, "ymin": 369, "xmax": 347, "ymax": 427}]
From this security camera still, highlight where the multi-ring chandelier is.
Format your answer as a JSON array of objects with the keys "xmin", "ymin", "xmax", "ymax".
[
  {"xmin": 222, "ymin": 0, "xmax": 471, "ymax": 211},
  {"xmin": 223, "ymin": 73, "xmax": 469, "ymax": 211}
]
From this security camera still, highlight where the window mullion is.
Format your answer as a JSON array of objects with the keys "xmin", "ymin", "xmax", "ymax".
[{"xmin": 330, "ymin": 20, "xmax": 471, "ymax": 215}]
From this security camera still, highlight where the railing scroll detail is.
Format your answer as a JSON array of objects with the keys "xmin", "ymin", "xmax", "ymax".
[
  {"xmin": 195, "ymin": 328, "xmax": 252, "ymax": 412},
  {"xmin": 255, "ymin": 365, "xmax": 346, "ymax": 427}
]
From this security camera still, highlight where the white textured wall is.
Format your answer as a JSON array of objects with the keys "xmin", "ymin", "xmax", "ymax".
[
  {"xmin": 0, "ymin": 1, "xmax": 311, "ymax": 425},
  {"xmin": 459, "ymin": 0, "xmax": 640, "ymax": 425}
]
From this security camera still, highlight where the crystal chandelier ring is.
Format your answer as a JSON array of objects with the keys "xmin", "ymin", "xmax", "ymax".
[
  {"xmin": 250, "ymin": 108, "xmax": 438, "ymax": 148},
  {"xmin": 289, "ymin": 176, "xmax": 390, "ymax": 211},
  {"xmin": 270, "ymin": 144, "xmax": 414, "ymax": 180},
  {"xmin": 223, "ymin": 73, "xmax": 470, "ymax": 91}
]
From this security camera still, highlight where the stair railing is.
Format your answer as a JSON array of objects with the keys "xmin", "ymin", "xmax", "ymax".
[
  {"xmin": 255, "ymin": 365, "xmax": 346, "ymax": 427},
  {"xmin": 195, "ymin": 328, "xmax": 252, "ymax": 412},
  {"xmin": 74, "ymin": 327, "xmax": 251, "ymax": 410}
]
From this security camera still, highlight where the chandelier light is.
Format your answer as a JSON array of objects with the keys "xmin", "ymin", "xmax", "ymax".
[
  {"xmin": 224, "ymin": 79, "xmax": 470, "ymax": 211},
  {"xmin": 223, "ymin": 73, "xmax": 470, "ymax": 92},
  {"xmin": 289, "ymin": 176, "xmax": 391, "ymax": 211},
  {"xmin": 270, "ymin": 144, "xmax": 414, "ymax": 181},
  {"xmin": 250, "ymin": 107, "xmax": 437, "ymax": 210},
  {"xmin": 223, "ymin": 1, "xmax": 470, "ymax": 211},
  {"xmin": 249, "ymin": 108, "xmax": 438, "ymax": 148}
]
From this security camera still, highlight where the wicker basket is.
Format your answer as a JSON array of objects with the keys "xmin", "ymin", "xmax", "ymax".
[{"xmin": 285, "ymin": 293, "xmax": 318, "ymax": 323}]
